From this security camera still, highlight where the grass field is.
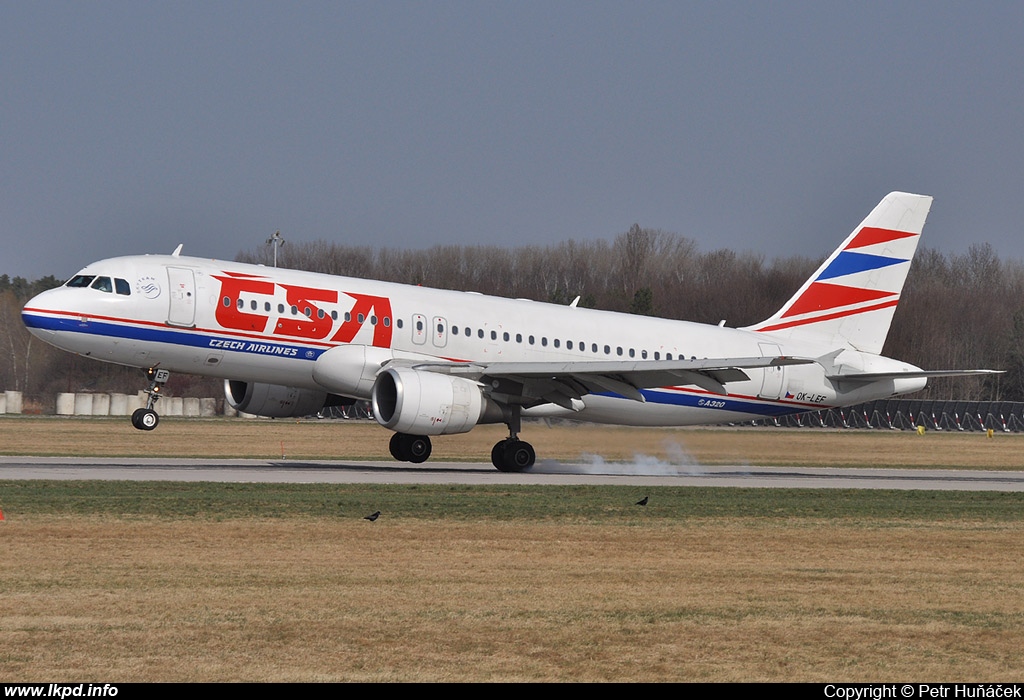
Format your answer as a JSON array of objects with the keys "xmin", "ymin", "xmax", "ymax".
[
  {"xmin": 1, "ymin": 417, "xmax": 1023, "ymax": 681},
  {"xmin": 1, "ymin": 415, "xmax": 1023, "ymax": 468}
]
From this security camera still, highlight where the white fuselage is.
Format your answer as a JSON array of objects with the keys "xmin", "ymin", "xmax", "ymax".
[{"xmin": 22, "ymin": 253, "xmax": 926, "ymax": 426}]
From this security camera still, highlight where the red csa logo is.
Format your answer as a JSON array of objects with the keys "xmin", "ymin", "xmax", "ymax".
[{"xmin": 213, "ymin": 271, "xmax": 394, "ymax": 348}]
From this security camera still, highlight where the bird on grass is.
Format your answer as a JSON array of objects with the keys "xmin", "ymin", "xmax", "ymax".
[
  {"xmin": 363, "ymin": 511, "xmax": 381, "ymax": 521},
  {"xmin": 635, "ymin": 496, "xmax": 649, "ymax": 506}
]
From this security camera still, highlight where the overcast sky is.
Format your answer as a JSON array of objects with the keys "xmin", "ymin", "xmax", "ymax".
[{"xmin": 4, "ymin": 1, "xmax": 1023, "ymax": 280}]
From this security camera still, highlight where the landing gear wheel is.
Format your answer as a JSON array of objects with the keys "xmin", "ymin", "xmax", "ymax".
[
  {"xmin": 131, "ymin": 408, "xmax": 159, "ymax": 431},
  {"xmin": 492, "ymin": 438, "xmax": 535, "ymax": 472},
  {"xmin": 389, "ymin": 433, "xmax": 432, "ymax": 463},
  {"xmin": 405, "ymin": 435, "xmax": 431, "ymax": 464},
  {"xmin": 389, "ymin": 432, "xmax": 405, "ymax": 460}
]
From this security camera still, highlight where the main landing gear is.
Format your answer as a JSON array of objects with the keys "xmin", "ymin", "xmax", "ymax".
[
  {"xmin": 386, "ymin": 406, "xmax": 537, "ymax": 472},
  {"xmin": 389, "ymin": 433, "xmax": 432, "ymax": 464},
  {"xmin": 490, "ymin": 405, "xmax": 536, "ymax": 472},
  {"xmin": 490, "ymin": 438, "xmax": 535, "ymax": 472},
  {"xmin": 131, "ymin": 368, "xmax": 169, "ymax": 431}
]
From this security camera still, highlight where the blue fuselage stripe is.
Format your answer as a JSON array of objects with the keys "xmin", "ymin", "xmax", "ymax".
[
  {"xmin": 25, "ymin": 312, "xmax": 807, "ymax": 418},
  {"xmin": 23, "ymin": 313, "xmax": 325, "ymax": 361}
]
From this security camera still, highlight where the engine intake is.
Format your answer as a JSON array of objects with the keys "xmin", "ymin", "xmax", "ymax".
[
  {"xmin": 372, "ymin": 367, "xmax": 501, "ymax": 435},
  {"xmin": 225, "ymin": 380, "xmax": 341, "ymax": 418}
]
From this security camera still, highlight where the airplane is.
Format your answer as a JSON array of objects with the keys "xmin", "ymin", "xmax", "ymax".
[{"xmin": 21, "ymin": 192, "xmax": 998, "ymax": 471}]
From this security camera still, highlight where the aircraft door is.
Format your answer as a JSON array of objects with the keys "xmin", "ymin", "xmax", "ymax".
[
  {"xmin": 432, "ymin": 316, "xmax": 448, "ymax": 349},
  {"xmin": 166, "ymin": 267, "xmax": 197, "ymax": 328},
  {"xmin": 758, "ymin": 342, "xmax": 785, "ymax": 400},
  {"xmin": 411, "ymin": 314, "xmax": 427, "ymax": 345}
]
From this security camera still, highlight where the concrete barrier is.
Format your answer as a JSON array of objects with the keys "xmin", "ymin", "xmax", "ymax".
[
  {"xmin": 163, "ymin": 397, "xmax": 183, "ymax": 416},
  {"xmin": 73, "ymin": 394, "xmax": 94, "ymax": 416},
  {"xmin": 109, "ymin": 393, "xmax": 129, "ymax": 416},
  {"xmin": 56, "ymin": 393, "xmax": 74, "ymax": 415},
  {"xmin": 92, "ymin": 393, "xmax": 111, "ymax": 416},
  {"xmin": 4, "ymin": 391, "xmax": 21, "ymax": 414},
  {"xmin": 5, "ymin": 391, "xmax": 232, "ymax": 418}
]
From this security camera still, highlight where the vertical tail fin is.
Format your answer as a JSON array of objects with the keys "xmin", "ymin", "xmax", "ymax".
[{"xmin": 746, "ymin": 191, "xmax": 932, "ymax": 354}]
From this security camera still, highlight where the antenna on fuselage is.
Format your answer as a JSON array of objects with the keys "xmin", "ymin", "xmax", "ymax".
[
  {"xmin": 266, "ymin": 230, "xmax": 285, "ymax": 267},
  {"xmin": 171, "ymin": 244, "xmax": 183, "ymax": 257}
]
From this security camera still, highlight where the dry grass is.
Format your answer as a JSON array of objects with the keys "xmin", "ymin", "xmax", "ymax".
[
  {"xmin": 2, "ymin": 417, "xmax": 1023, "ymax": 682},
  {"xmin": 1, "ymin": 416, "xmax": 1022, "ymax": 468},
  {"xmin": 3, "ymin": 516, "xmax": 1023, "ymax": 682}
]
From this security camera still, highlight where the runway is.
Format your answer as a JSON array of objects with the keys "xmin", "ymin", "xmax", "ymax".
[{"xmin": 2, "ymin": 456, "xmax": 1023, "ymax": 490}]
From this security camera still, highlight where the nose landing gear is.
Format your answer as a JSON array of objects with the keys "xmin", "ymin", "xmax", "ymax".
[{"xmin": 131, "ymin": 368, "xmax": 169, "ymax": 431}]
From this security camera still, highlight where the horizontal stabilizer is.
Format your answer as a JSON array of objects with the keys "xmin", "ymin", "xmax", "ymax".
[{"xmin": 826, "ymin": 369, "xmax": 1003, "ymax": 383}]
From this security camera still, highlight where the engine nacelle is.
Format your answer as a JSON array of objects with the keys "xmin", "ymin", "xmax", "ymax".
[
  {"xmin": 225, "ymin": 380, "xmax": 331, "ymax": 418},
  {"xmin": 312, "ymin": 345, "xmax": 444, "ymax": 398},
  {"xmin": 372, "ymin": 367, "xmax": 501, "ymax": 435}
]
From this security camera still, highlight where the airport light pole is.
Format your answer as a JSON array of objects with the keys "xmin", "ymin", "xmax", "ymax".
[{"xmin": 266, "ymin": 230, "xmax": 285, "ymax": 267}]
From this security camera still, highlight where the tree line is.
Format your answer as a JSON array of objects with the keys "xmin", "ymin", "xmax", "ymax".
[{"xmin": 1, "ymin": 227, "xmax": 1018, "ymax": 410}]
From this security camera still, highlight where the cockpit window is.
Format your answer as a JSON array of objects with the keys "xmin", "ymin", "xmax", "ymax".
[
  {"xmin": 115, "ymin": 278, "xmax": 131, "ymax": 296},
  {"xmin": 90, "ymin": 276, "xmax": 113, "ymax": 293},
  {"xmin": 66, "ymin": 275, "xmax": 95, "ymax": 288}
]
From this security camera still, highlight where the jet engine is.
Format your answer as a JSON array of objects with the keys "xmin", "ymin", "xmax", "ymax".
[
  {"xmin": 225, "ymin": 380, "xmax": 343, "ymax": 418},
  {"xmin": 371, "ymin": 367, "xmax": 503, "ymax": 435}
]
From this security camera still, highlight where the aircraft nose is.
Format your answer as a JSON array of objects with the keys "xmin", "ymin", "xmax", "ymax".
[{"xmin": 21, "ymin": 288, "xmax": 61, "ymax": 340}]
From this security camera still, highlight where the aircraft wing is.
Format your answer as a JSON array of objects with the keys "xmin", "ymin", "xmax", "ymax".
[{"xmin": 397, "ymin": 355, "xmax": 815, "ymax": 410}]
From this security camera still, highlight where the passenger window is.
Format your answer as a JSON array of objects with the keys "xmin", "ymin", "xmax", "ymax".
[{"xmin": 115, "ymin": 278, "xmax": 131, "ymax": 296}]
